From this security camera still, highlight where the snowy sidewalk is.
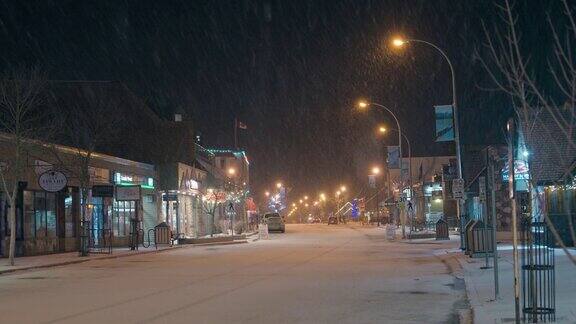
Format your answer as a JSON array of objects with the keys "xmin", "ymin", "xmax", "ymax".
[
  {"xmin": 0, "ymin": 245, "xmax": 177, "ymax": 275},
  {"xmin": 449, "ymin": 245, "xmax": 576, "ymax": 323},
  {"xmin": 1, "ymin": 233, "xmax": 254, "ymax": 275}
]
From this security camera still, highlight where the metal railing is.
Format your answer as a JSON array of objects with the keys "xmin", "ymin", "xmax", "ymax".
[{"xmin": 521, "ymin": 220, "xmax": 555, "ymax": 322}]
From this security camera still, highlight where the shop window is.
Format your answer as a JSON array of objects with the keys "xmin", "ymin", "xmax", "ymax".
[
  {"xmin": 31, "ymin": 191, "xmax": 57, "ymax": 238},
  {"xmin": 46, "ymin": 193, "xmax": 56, "ymax": 237},
  {"xmin": 34, "ymin": 192, "xmax": 47, "ymax": 237},
  {"xmin": 113, "ymin": 200, "xmax": 135, "ymax": 237},
  {"xmin": 64, "ymin": 195, "xmax": 75, "ymax": 238},
  {"xmin": 23, "ymin": 191, "xmax": 34, "ymax": 239},
  {"xmin": 2, "ymin": 193, "xmax": 24, "ymax": 239}
]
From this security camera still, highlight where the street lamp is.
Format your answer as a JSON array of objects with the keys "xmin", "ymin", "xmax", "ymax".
[
  {"xmin": 357, "ymin": 101, "xmax": 404, "ymax": 194},
  {"xmin": 265, "ymin": 191, "xmax": 270, "ymax": 197},
  {"xmin": 276, "ymin": 182, "xmax": 283, "ymax": 189},
  {"xmin": 378, "ymin": 126, "xmax": 387, "ymax": 133},
  {"xmin": 340, "ymin": 185, "xmax": 347, "ymax": 192},
  {"xmin": 372, "ymin": 166, "xmax": 380, "ymax": 175},
  {"xmin": 392, "ymin": 35, "xmax": 464, "ymax": 238},
  {"xmin": 304, "ymin": 195, "xmax": 308, "ymax": 200}
]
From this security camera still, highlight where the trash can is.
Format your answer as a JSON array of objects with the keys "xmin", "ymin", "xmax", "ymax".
[
  {"xmin": 468, "ymin": 220, "xmax": 494, "ymax": 258},
  {"xmin": 464, "ymin": 219, "xmax": 478, "ymax": 256},
  {"xmin": 435, "ymin": 219, "xmax": 449, "ymax": 240}
]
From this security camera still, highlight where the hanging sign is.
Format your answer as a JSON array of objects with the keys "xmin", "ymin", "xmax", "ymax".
[
  {"xmin": 387, "ymin": 146, "xmax": 400, "ymax": 169},
  {"xmin": 368, "ymin": 175, "xmax": 376, "ymax": 188},
  {"xmin": 92, "ymin": 185, "xmax": 114, "ymax": 198},
  {"xmin": 115, "ymin": 185, "xmax": 141, "ymax": 201},
  {"xmin": 38, "ymin": 171, "xmax": 67, "ymax": 192}
]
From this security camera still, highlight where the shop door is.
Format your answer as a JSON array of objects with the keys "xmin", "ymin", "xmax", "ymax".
[{"xmin": 91, "ymin": 197, "xmax": 105, "ymax": 247}]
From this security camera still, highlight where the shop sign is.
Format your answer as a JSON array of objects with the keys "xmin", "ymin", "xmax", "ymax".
[
  {"xmin": 92, "ymin": 185, "xmax": 114, "ymax": 197},
  {"xmin": 163, "ymin": 193, "xmax": 178, "ymax": 201},
  {"xmin": 38, "ymin": 171, "xmax": 67, "ymax": 192},
  {"xmin": 501, "ymin": 160, "xmax": 530, "ymax": 181},
  {"xmin": 115, "ymin": 185, "xmax": 141, "ymax": 201}
]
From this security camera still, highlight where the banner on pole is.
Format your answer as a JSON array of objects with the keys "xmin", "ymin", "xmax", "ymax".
[
  {"xmin": 435, "ymin": 105, "xmax": 455, "ymax": 142},
  {"xmin": 387, "ymin": 146, "xmax": 400, "ymax": 169}
]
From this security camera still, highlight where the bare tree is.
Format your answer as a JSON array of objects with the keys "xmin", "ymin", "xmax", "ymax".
[
  {"xmin": 0, "ymin": 68, "xmax": 47, "ymax": 265},
  {"xmin": 479, "ymin": 0, "xmax": 576, "ymax": 264},
  {"xmin": 201, "ymin": 189, "xmax": 225, "ymax": 237},
  {"xmin": 49, "ymin": 83, "xmax": 124, "ymax": 253}
]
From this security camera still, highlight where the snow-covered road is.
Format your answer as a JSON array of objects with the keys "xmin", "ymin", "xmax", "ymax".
[{"xmin": 0, "ymin": 224, "xmax": 469, "ymax": 323}]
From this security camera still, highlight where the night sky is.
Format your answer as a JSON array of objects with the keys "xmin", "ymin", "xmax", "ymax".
[{"xmin": 0, "ymin": 0, "xmax": 567, "ymax": 198}]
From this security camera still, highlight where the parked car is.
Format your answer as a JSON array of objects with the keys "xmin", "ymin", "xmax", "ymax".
[
  {"xmin": 264, "ymin": 212, "xmax": 285, "ymax": 233},
  {"xmin": 327, "ymin": 215, "xmax": 338, "ymax": 225}
]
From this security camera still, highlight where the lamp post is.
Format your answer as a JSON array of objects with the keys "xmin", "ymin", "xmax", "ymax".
[
  {"xmin": 392, "ymin": 37, "xmax": 463, "ymax": 236},
  {"xmin": 370, "ymin": 167, "xmax": 381, "ymax": 226},
  {"xmin": 359, "ymin": 101, "xmax": 404, "ymax": 230},
  {"xmin": 380, "ymin": 126, "xmax": 412, "ymax": 236}
]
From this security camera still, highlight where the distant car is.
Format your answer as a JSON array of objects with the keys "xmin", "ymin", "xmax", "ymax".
[
  {"xmin": 264, "ymin": 212, "xmax": 285, "ymax": 233},
  {"xmin": 328, "ymin": 216, "xmax": 338, "ymax": 225},
  {"xmin": 307, "ymin": 216, "xmax": 321, "ymax": 224}
]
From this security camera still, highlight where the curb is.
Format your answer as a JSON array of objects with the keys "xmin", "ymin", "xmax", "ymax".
[
  {"xmin": 0, "ymin": 239, "xmax": 249, "ymax": 276},
  {"xmin": 435, "ymin": 249, "xmax": 474, "ymax": 324}
]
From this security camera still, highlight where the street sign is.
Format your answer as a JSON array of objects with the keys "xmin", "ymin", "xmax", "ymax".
[
  {"xmin": 479, "ymin": 176, "xmax": 486, "ymax": 202},
  {"xmin": 227, "ymin": 202, "xmax": 235, "ymax": 212},
  {"xmin": 452, "ymin": 178, "xmax": 464, "ymax": 199}
]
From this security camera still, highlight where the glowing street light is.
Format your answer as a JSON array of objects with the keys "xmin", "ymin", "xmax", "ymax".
[
  {"xmin": 276, "ymin": 182, "xmax": 283, "ymax": 189},
  {"xmin": 265, "ymin": 191, "xmax": 270, "ymax": 197},
  {"xmin": 378, "ymin": 126, "xmax": 387, "ymax": 133},
  {"xmin": 319, "ymin": 193, "xmax": 326, "ymax": 201},
  {"xmin": 390, "ymin": 34, "xmax": 462, "ymax": 242},
  {"xmin": 227, "ymin": 167, "xmax": 236, "ymax": 176},
  {"xmin": 358, "ymin": 100, "xmax": 368, "ymax": 109},
  {"xmin": 372, "ymin": 167, "xmax": 381, "ymax": 175},
  {"xmin": 340, "ymin": 185, "xmax": 347, "ymax": 192},
  {"xmin": 392, "ymin": 37, "xmax": 406, "ymax": 47},
  {"xmin": 304, "ymin": 195, "xmax": 308, "ymax": 200},
  {"xmin": 292, "ymin": 203, "xmax": 296, "ymax": 207},
  {"xmin": 336, "ymin": 190, "xmax": 341, "ymax": 196}
]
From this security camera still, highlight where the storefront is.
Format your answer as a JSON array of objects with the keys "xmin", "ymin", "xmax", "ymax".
[
  {"xmin": 0, "ymin": 138, "xmax": 158, "ymax": 257},
  {"xmin": 158, "ymin": 163, "xmax": 205, "ymax": 238},
  {"xmin": 423, "ymin": 182, "xmax": 444, "ymax": 226}
]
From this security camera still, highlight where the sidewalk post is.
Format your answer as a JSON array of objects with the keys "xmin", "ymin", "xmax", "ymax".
[
  {"xmin": 508, "ymin": 118, "xmax": 520, "ymax": 324},
  {"xmin": 489, "ymin": 160, "xmax": 499, "ymax": 299}
]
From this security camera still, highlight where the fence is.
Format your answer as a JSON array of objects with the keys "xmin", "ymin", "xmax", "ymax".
[{"xmin": 521, "ymin": 220, "xmax": 555, "ymax": 322}]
